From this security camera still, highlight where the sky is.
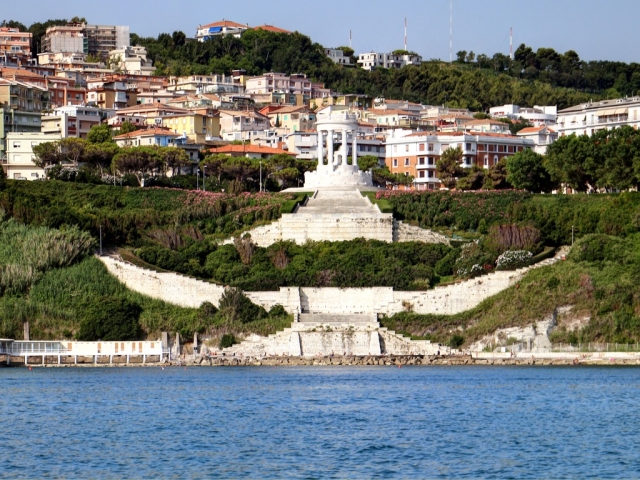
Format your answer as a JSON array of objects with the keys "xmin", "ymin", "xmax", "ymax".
[{"xmin": 3, "ymin": 0, "xmax": 639, "ymax": 63}]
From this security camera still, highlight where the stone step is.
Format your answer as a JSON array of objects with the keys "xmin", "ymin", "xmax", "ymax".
[{"xmin": 298, "ymin": 313, "xmax": 377, "ymax": 324}]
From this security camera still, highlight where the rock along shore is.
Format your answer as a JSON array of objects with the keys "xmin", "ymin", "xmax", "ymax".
[{"xmin": 5, "ymin": 353, "xmax": 640, "ymax": 368}]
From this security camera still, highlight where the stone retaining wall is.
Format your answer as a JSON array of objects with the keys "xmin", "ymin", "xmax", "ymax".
[{"xmin": 98, "ymin": 256, "xmax": 541, "ymax": 316}]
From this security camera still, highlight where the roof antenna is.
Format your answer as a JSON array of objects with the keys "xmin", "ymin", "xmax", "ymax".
[{"xmin": 449, "ymin": 0, "xmax": 453, "ymax": 62}]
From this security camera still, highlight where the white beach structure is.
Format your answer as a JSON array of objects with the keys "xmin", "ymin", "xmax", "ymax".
[{"xmin": 304, "ymin": 106, "xmax": 373, "ymax": 188}]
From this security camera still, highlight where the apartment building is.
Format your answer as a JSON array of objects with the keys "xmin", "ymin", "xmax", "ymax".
[
  {"xmin": 0, "ymin": 27, "xmax": 32, "ymax": 66},
  {"xmin": 167, "ymin": 74, "xmax": 242, "ymax": 94},
  {"xmin": 325, "ymin": 48, "xmax": 352, "ymax": 65},
  {"xmin": 42, "ymin": 23, "xmax": 130, "ymax": 59},
  {"xmin": 490, "ymin": 104, "xmax": 557, "ymax": 126},
  {"xmin": 86, "ymin": 79, "xmax": 137, "ymax": 109},
  {"xmin": 113, "ymin": 127, "xmax": 181, "ymax": 148},
  {"xmin": 2, "ymin": 132, "xmax": 61, "ymax": 180},
  {"xmin": 557, "ymin": 97, "xmax": 640, "ymax": 137},
  {"xmin": 219, "ymin": 109, "xmax": 270, "ymax": 141},
  {"xmin": 195, "ymin": 20, "xmax": 248, "ymax": 41},
  {"xmin": 41, "ymin": 106, "xmax": 105, "ymax": 139},
  {"xmin": 517, "ymin": 126, "xmax": 558, "ymax": 155},
  {"xmin": 0, "ymin": 79, "xmax": 49, "ymax": 158},
  {"xmin": 357, "ymin": 52, "xmax": 422, "ymax": 71},
  {"xmin": 265, "ymin": 105, "xmax": 316, "ymax": 133},
  {"xmin": 385, "ymin": 129, "xmax": 533, "ymax": 190},
  {"xmin": 108, "ymin": 46, "xmax": 154, "ymax": 75},
  {"xmin": 245, "ymin": 72, "xmax": 330, "ymax": 101},
  {"xmin": 161, "ymin": 109, "xmax": 221, "ymax": 144}
]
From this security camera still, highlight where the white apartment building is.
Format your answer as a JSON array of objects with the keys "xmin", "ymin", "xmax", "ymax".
[
  {"xmin": 195, "ymin": 20, "xmax": 248, "ymax": 41},
  {"xmin": 108, "ymin": 46, "xmax": 154, "ymax": 75},
  {"xmin": 325, "ymin": 48, "xmax": 352, "ymax": 65},
  {"xmin": 3, "ymin": 132, "xmax": 61, "ymax": 180},
  {"xmin": 490, "ymin": 104, "xmax": 557, "ymax": 127},
  {"xmin": 517, "ymin": 126, "xmax": 558, "ymax": 155},
  {"xmin": 167, "ymin": 74, "xmax": 243, "ymax": 94},
  {"xmin": 557, "ymin": 97, "xmax": 640, "ymax": 137},
  {"xmin": 357, "ymin": 52, "xmax": 422, "ymax": 71}
]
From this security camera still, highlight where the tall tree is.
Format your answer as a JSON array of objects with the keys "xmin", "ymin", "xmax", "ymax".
[
  {"xmin": 506, "ymin": 148, "xmax": 555, "ymax": 193},
  {"xmin": 436, "ymin": 146, "xmax": 465, "ymax": 189},
  {"xmin": 112, "ymin": 146, "xmax": 164, "ymax": 186}
]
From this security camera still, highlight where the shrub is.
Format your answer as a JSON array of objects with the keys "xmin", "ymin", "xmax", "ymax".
[
  {"xmin": 495, "ymin": 250, "xmax": 533, "ymax": 270},
  {"xmin": 485, "ymin": 224, "xmax": 541, "ymax": 255},
  {"xmin": 76, "ymin": 296, "xmax": 142, "ymax": 341},
  {"xmin": 219, "ymin": 333, "xmax": 237, "ymax": 349},
  {"xmin": 435, "ymin": 248, "xmax": 460, "ymax": 277},
  {"xmin": 217, "ymin": 287, "xmax": 267, "ymax": 324},
  {"xmin": 449, "ymin": 334, "xmax": 465, "ymax": 348},
  {"xmin": 569, "ymin": 234, "xmax": 625, "ymax": 263},
  {"xmin": 268, "ymin": 304, "xmax": 287, "ymax": 317}
]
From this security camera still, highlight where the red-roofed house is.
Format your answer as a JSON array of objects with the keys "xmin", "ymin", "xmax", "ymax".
[
  {"xmin": 196, "ymin": 20, "xmax": 249, "ymax": 41},
  {"xmin": 517, "ymin": 125, "xmax": 558, "ymax": 154},
  {"xmin": 113, "ymin": 127, "xmax": 181, "ymax": 147},
  {"xmin": 208, "ymin": 144, "xmax": 296, "ymax": 159},
  {"xmin": 252, "ymin": 24, "xmax": 291, "ymax": 34}
]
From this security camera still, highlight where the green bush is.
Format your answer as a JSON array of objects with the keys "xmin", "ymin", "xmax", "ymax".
[
  {"xmin": 434, "ymin": 248, "xmax": 460, "ymax": 277},
  {"xmin": 219, "ymin": 333, "xmax": 237, "ymax": 349},
  {"xmin": 76, "ymin": 296, "xmax": 142, "ymax": 341},
  {"xmin": 569, "ymin": 234, "xmax": 625, "ymax": 263},
  {"xmin": 217, "ymin": 287, "xmax": 267, "ymax": 324},
  {"xmin": 268, "ymin": 304, "xmax": 287, "ymax": 317},
  {"xmin": 449, "ymin": 334, "xmax": 465, "ymax": 348}
]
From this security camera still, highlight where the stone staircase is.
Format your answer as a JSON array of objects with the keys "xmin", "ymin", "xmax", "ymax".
[{"xmin": 218, "ymin": 313, "xmax": 443, "ymax": 358}]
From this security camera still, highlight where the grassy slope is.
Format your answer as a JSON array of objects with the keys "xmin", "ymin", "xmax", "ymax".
[
  {"xmin": 0, "ymin": 256, "xmax": 292, "ymax": 341},
  {"xmin": 382, "ymin": 234, "xmax": 640, "ymax": 346}
]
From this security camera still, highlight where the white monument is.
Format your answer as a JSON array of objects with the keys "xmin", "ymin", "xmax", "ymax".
[{"xmin": 304, "ymin": 106, "xmax": 373, "ymax": 188}]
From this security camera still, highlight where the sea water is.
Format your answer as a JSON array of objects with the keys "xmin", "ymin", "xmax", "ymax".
[{"xmin": 2, "ymin": 366, "xmax": 639, "ymax": 478}]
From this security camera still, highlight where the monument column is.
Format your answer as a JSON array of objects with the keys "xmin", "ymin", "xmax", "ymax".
[
  {"xmin": 317, "ymin": 130, "xmax": 324, "ymax": 171},
  {"xmin": 342, "ymin": 128, "xmax": 349, "ymax": 169},
  {"xmin": 327, "ymin": 129, "xmax": 334, "ymax": 169},
  {"xmin": 352, "ymin": 129, "xmax": 358, "ymax": 170}
]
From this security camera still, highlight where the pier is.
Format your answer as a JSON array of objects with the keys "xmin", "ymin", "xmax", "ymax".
[{"xmin": 0, "ymin": 339, "xmax": 168, "ymax": 366}]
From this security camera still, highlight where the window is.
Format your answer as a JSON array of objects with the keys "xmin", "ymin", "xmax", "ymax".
[
  {"xmin": 418, "ymin": 157, "xmax": 425, "ymax": 165},
  {"xmin": 393, "ymin": 145, "xmax": 398, "ymax": 153},
  {"xmin": 488, "ymin": 144, "xmax": 495, "ymax": 152},
  {"xmin": 494, "ymin": 155, "xmax": 499, "ymax": 164},
  {"xmin": 508, "ymin": 145, "xmax": 514, "ymax": 153},
  {"xmin": 478, "ymin": 143, "xmax": 486, "ymax": 151},
  {"xmin": 418, "ymin": 171, "xmax": 425, "ymax": 178},
  {"xmin": 392, "ymin": 159, "xmax": 398, "ymax": 167},
  {"xmin": 466, "ymin": 143, "xmax": 472, "ymax": 150},
  {"xmin": 427, "ymin": 171, "xmax": 434, "ymax": 178},
  {"xmin": 498, "ymin": 145, "xmax": 505, "ymax": 153},
  {"xmin": 12, "ymin": 141, "xmax": 20, "ymax": 148},
  {"xmin": 404, "ymin": 158, "xmax": 410, "ymax": 166},
  {"xmin": 484, "ymin": 156, "xmax": 488, "ymax": 168},
  {"xmin": 13, "ymin": 155, "xmax": 21, "ymax": 163},
  {"xmin": 405, "ymin": 144, "xmax": 409, "ymax": 152},
  {"xmin": 427, "ymin": 157, "xmax": 435, "ymax": 166},
  {"xmin": 428, "ymin": 143, "xmax": 434, "ymax": 152},
  {"xmin": 419, "ymin": 143, "xmax": 425, "ymax": 151}
]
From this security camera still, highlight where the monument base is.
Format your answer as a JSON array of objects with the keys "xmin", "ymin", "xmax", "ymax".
[{"xmin": 304, "ymin": 166, "xmax": 373, "ymax": 189}]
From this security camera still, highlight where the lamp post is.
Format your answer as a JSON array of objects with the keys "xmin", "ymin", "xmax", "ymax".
[
  {"xmin": 196, "ymin": 168, "xmax": 199, "ymax": 190},
  {"xmin": 203, "ymin": 166, "xmax": 207, "ymax": 192},
  {"xmin": 259, "ymin": 161, "xmax": 263, "ymax": 192}
]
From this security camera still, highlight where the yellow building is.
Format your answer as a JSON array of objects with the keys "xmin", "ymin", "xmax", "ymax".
[{"xmin": 162, "ymin": 108, "xmax": 220, "ymax": 144}]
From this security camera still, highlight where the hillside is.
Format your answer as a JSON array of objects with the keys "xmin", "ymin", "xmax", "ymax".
[{"xmin": 3, "ymin": 181, "xmax": 640, "ymax": 346}]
